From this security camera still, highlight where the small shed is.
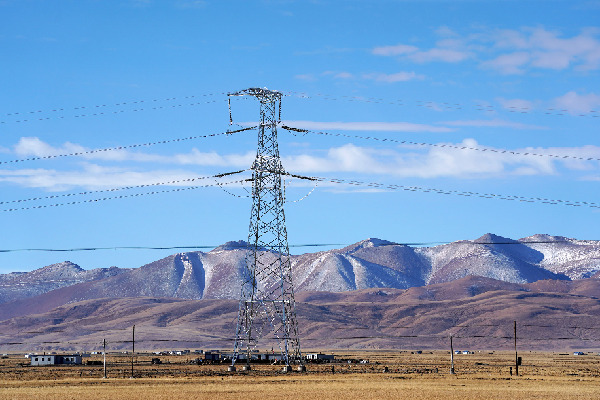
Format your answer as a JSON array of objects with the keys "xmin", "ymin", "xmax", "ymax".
[
  {"xmin": 305, "ymin": 353, "xmax": 335, "ymax": 361},
  {"xmin": 30, "ymin": 354, "xmax": 82, "ymax": 366},
  {"xmin": 204, "ymin": 351, "xmax": 221, "ymax": 362}
]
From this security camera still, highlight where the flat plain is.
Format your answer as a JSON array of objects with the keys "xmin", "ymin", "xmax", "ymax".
[{"xmin": 1, "ymin": 351, "xmax": 599, "ymax": 399}]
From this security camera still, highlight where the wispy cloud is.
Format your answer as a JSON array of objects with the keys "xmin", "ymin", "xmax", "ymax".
[
  {"xmin": 481, "ymin": 51, "xmax": 530, "ymax": 75},
  {"xmin": 553, "ymin": 91, "xmax": 600, "ymax": 114},
  {"xmin": 373, "ymin": 29, "xmax": 473, "ymax": 64},
  {"xmin": 322, "ymin": 71, "xmax": 354, "ymax": 79},
  {"xmin": 285, "ymin": 141, "xmax": 600, "ymax": 179},
  {"xmin": 363, "ymin": 71, "xmax": 424, "ymax": 82},
  {"xmin": 489, "ymin": 27, "xmax": 600, "ymax": 73},
  {"xmin": 3, "ymin": 138, "xmax": 599, "ymax": 191},
  {"xmin": 15, "ymin": 137, "xmax": 86, "ymax": 157},
  {"xmin": 441, "ymin": 118, "xmax": 545, "ymax": 130},
  {"xmin": 497, "ymin": 91, "xmax": 600, "ymax": 115},
  {"xmin": 294, "ymin": 73, "xmax": 317, "ymax": 82},
  {"xmin": 11, "ymin": 136, "xmax": 254, "ymax": 166},
  {"xmin": 0, "ymin": 164, "xmax": 203, "ymax": 191},
  {"xmin": 497, "ymin": 97, "xmax": 536, "ymax": 112},
  {"xmin": 374, "ymin": 27, "xmax": 600, "ymax": 75}
]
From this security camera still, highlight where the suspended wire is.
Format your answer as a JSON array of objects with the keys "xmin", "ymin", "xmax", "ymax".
[
  {"xmin": 281, "ymin": 125, "xmax": 600, "ymax": 163},
  {"xmin": 0, "ymin": 93, "xmax": 228, "ymax": 125},
  {"xmin": 0, "ymin": 238, "xmax": 595, "ymax": 253},
  {"xmin": 0, "ymin": 243, "xmax": 348, "ymax": 253},
  {"xmin": 213, "ymin": 177, "xmax": 252, "ymax": 199},
  {"xmin": 0, "ymin": 100, "xmax": 222, "ymax": 125},
  {"xmin": 285, "ymin": 91, "xmax": 600, "ymax": 118},
  {"xmin": 0, "ymin": 126, "xmax": 256, "ymax": 166},
  {"xmin": 0, "ymin": 178, "xmax": 247, "ymax": 213},
  {"xmin": 3, "ymin": 333, "xmax": 598, "ymax": 347},
  {"xmin": 0, "ymin": 170, "xmax": 248, "ymax": 206},
  {"xmin": 307, "ymin": 174, "xmax": 600, "ymax": 209}
]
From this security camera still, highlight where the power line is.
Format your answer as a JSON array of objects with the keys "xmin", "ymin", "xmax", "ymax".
[
  {"xmin": 2, "ymin": 333, "xmax": 598, "ymax": 347},
  {"xmin": 0, "ymin": 238, "xmax": 596, "ymax": 253},
  {"xmin": 0, "ymin": 243, "xmax": 348, "ymax": 253},
  {"xmin": 286, "ymin": 91, "xmax": 600, "ymax": 118},
  {"xmin": 0, "ymin": 170, "xmax": 248, "ymax": 206},
  {"xmin": 308, "ymin": 174, "xmax": 600, "ymax": 209},
  {"xmin": 0, "ymin": 126, "xmax": 255, "ymax": 165},
  {"xmin": 281, "ymin": 125, "xmax": 600, "ymax": 163},
  {"xmin": 0, "ymin": 93, "xmax": 228, "ymax": 125},
  {"xmin": 0, "ymin": 178, "xmax": 247, "ymax": 213}
]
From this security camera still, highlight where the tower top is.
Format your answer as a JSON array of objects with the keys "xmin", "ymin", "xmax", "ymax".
[{"xmin": 228, "ymin": 87, "xmax": 282, "ymax": 99}]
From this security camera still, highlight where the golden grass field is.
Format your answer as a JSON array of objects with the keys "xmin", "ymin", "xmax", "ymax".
[{"xmin": 1, "ymin": 351, "xmax": 599, "ymax": 399}]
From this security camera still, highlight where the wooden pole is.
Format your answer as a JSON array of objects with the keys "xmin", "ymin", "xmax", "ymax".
[
  {"xmin": 103, "ymin": 339, "xmax": 107, "ymax": 379},
  {"xmin": 514, "ymin": 320, "xmax": 518, "ymax": 376},
  {"xmin": 450, "ymin": 335, "xmax": 455, "ymax": 374},
  {"xmin": 131, "ymin": 325, "xmax": 135, "ymax": 379}
]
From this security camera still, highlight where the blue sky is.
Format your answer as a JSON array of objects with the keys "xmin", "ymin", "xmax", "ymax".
[{"xmin": 1, "ymin": 0, "xmax": 599, "ymax": 273}]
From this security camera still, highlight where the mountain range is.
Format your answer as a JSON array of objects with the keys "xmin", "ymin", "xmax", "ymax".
[
  {"xmin": 1, "ymin": 233, "xmax": 599, "ymax": 309},
  {"xmin": 1, "ymin": 275, "xmax": 599, "ymax": 352},
  {"xmin": 1, "ymin": 233, "xmax": 599, "ymax": 351}
]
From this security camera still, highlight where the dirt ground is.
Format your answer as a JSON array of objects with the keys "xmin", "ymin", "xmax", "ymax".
[{"xmin": 1, "ymin": 351, "xmax": 599, "ymax": 399}]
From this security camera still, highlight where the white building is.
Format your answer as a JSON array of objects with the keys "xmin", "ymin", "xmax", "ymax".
[
  {"xmin": 305, "ymin": 353, "xmax": 335, "ymax": 361},
  {"xmin": 30, "ymin": 354, "xmax": 82, "ymax": 366}
]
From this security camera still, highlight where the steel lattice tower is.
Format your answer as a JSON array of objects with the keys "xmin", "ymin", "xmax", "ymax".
[{"xmin": 229, "ymin": 88, "xmax": 302, "ymax": 371}]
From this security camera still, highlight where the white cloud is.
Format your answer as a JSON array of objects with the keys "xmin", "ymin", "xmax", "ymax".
[
  {"xmin": 14, "ymin": 137, "xmax": 86, "ymax": 157},
  {"xmin": 553, "ymin": 91, "xmax": 600, "ymax": 114},
  {"xmin": 0, "ymin": 164, "xmax": 204, "ymax": 191},
  {"xmin": 333, "ymin": 72, "xmax": 353, "ymax": 79},
  {"xmin": 281, "ymin": 140, "xmax": 598, "ymax": 179},
  {"xmin": 372, "ymin": 43, "xmax": 419, "ymax": 56},
  {"xmin": 363, "ymin": 71, "xmax": 424, "ymax": 82},
  {"xmin": 441, "ymin": 118, "xmax": 545, "ymax": 130},
  {"xmin": 322, "ymin": 71, "xmax": 354, "ymax": 79},
  {"xmin": 373, "ymin": 27, "xmax": 600, "ymax": 74},
  {"xmin": 173, "ymin": 149, "xmax": 254, "ymax": 167},
  {"xmin": 294, "ymin": 74, "xmax": 316, "ymax": 82},
  {"xmin": 3, "ymin": 140, "xmax": 599, "ymax": 191},
  {"xmin": 373, "ymin": 40, "xmax": 471, "ymax": 63},
  {"xmin": 486, "ymin": 27, "xmax": 600, "ymax": 73},
  {"xmin": 481, "ymin": 51, "xmax": 530, "ymax": 74},
  {"xmin": 283, "ymin": 120, "xmax": 453, "ymax": 133},
  {"xmin": 9, "ymin": 137, "xmax": 254, "ymax": 166},
  {"xmin": 497, "ymin": 97, "xmax": 535, "ymax": 112},
  {"xmin": 408, "ymin": 47, "xmax": 470, "ymax": 63}
]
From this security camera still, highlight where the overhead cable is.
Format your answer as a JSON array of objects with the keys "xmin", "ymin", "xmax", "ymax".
[
  {"xmin": 0, "ymin": 178, "xmax": 247, "ymax": 213},
  {"xmin": 286, "ymin": 91, "xmax": 600, "ymax": 118},
  {"xmin": 306, "ymin": 174, "xmax": 600, "ymax": 209},
  {"xmin": 0, "ymin": 170, "xmax": 248, "ymax": 206},
  {"xmin": 281, "ymin": 125, "xmax": 600, "ymax": 163},
  {"xmin": 0, "ymin": 93, "xmax": 227, "ymax": 125},
  {"xmin": 0, "ymin": 126, "xmax": 255, "ymax": 165}
]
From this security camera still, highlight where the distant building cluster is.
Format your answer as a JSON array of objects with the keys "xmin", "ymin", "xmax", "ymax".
[{"xmin": 203, "ymin": 351, "xmax": 335, "ymax": 363}]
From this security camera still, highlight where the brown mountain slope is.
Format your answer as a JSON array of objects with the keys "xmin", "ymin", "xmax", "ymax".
[{"xmin": 2, "ymin": 276, "xmax": 599, "ymax": 352}]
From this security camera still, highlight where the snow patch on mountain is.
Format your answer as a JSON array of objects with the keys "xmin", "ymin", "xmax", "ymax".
[{"xmin": 1, "ymin": 234, "xmax": 599, "ymax": 304}]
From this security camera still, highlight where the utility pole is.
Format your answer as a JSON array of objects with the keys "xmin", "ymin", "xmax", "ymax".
[
  {"xmin": 131, "ymin": 325, "xmax": 135, "ymax": 379},
  {"xmin": 450, "ymin": 335, "xmax": 455, "ymax": 374},
  {"xmin": 229, "ymin": 88, "xmax": 302, "ymax": 373},
  {"xmin": 514, "ymin": 320, "xmax": 518, "ymax": 376},
  {"xmin": 103, "ymin": 338, "xmax": 107, "ymax": 379}
]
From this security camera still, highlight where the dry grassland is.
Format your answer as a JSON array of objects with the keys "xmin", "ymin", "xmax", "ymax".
[{"xmin": 1, "ymin": 351, "xmax": 598, "ymax": 399}]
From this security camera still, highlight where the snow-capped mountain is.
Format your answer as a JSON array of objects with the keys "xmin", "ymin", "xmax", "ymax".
[
  {"xmin": 0, "ymin": 234, "xmax": 598, "ymax": 310},
  {"xmin": 0, "ymin": 261, "xmax": 126, "ymax": 303}
]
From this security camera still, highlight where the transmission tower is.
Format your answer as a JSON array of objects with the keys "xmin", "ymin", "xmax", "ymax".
[{"xmin": 229, "ymin": 88, "xmax": 302, "ymax": 372}]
